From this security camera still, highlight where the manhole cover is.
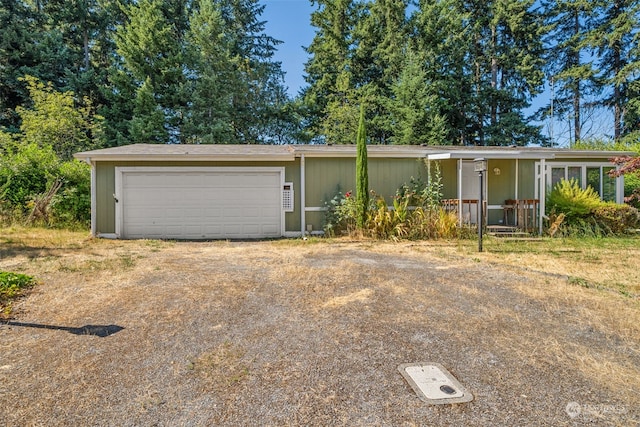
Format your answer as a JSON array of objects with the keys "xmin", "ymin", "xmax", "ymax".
[{"xmin": 398, "ymin": 362, "xmax": 474, "ymax": 405}]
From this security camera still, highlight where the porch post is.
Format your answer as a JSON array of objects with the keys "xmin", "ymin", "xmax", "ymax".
[
  {"xmin": 539, "ymin": 158, "xmax": 546, "ymax": 235},
  {"xmin": 300, "ymin": 154, "xmax": 306, "ymax": 237},
  {"xmin": 515, "ymin": 159, "xmax": 519, "ymax": 200},
  {"xmin": 616, "ymin": 166, "xmax": 624, "ymax": 204},
  {"xmin": 457, "ymin": 159, "xmax": 463, "ymax": 224}
]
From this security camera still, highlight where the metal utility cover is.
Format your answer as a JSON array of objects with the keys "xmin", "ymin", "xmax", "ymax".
[{"xmin": 398, "ymin": 362, "xmax": 474, "ymax": 405}]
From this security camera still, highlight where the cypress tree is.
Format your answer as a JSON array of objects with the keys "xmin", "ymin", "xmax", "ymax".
[{"xmin": 356, "ymin": 103, "xmax": 368, "ymax": 229}]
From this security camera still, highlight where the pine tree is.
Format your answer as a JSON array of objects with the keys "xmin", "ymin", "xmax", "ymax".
[
  {"xmin": 183, "ymin": 0, "xmax": 236, "ymax": 143},
  {"xmin": 411, "ymin": 0, "xmax": 471, "ymax": 145},
  {"xmin": 303, "ymin": 0, "xmax": 360, "ymax": 142},
  {"xmin": 586, "ymin": 0, "xmax": 640, "ymax": 140},
  {"xmin": 389, "ymin": 51, "xmax": 448, "ymax": 145},
  {"xmin": 115, "ymin": 0, "xmax": 185, "ymax": 143},
  {"xmin": 542, "ymin": 0, "xmax": 600, "ymax": 145},
  {"xmin": 216, "ymin": 0, "xmax": 289, "ymax": 143},
  {"xmin": 411, "ymin": 0, "xmax": 545, "ymax": 146},
  {"xmin": 352, "ymin": 0, "xmax": 409, "ymax": 143},
  {"xmin": 466, "ymin": 0, "xmax": 546, "ymax": 145},
  {"xmin": 129, "ymin": 78, "xmax": 167, "ymax": 144}
]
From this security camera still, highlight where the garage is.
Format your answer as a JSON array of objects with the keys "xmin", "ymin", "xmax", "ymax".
[{"xmin": 115, "ymin": 167, "xmax": 284, "ymax": 239}]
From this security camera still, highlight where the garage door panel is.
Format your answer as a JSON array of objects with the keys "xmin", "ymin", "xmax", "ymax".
[{"xmin": 120, "ymin": 169, "xmax": 282, "ymax": 239}]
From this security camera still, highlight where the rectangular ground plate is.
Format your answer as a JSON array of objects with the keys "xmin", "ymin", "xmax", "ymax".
[{"xmin": 398, "ymin": 362, "xmax": 474, "ymax": 405}]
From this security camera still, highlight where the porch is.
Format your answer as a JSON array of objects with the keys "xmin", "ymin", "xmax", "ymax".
[{"xmin": 442, "ymin": 198, "xmax": 539, "ymax": 233}]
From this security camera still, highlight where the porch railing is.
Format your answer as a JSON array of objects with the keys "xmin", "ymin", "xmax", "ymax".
[
  {"xmin": 441, "ymin": 199, "xmax": 486, "ymax": 226},
  {"xmin": 443, "ymin": 198, "xmax": 539, "ymax": 232},
  {"xmin": 503, "ymin": 199, "xmax": 539, "ymax": 232}
]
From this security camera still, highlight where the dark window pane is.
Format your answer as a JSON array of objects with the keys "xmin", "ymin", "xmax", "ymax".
[
  {"xmin": 568, "ymin": 167, "xmax": 582, "ymax": 187},
  {"xmin": 603, "ymin": 167, "xmax": 616, "ymax": 201},
  {"xmin": 552, "ymin": 167, "xmax": 565, "ymax": 188},
  {"xmin": 587, "ymin": 167, "xmax": 601, "ymax": 196}
]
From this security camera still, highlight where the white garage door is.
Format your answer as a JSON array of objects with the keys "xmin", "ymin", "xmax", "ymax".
[{"xmin": 116, "ymin": 167, "xmax": 283, "ymax": 239}]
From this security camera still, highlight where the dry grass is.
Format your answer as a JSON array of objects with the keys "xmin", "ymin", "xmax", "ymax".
[{"xmin": 0, "ymin": 227, "xmax": 639, "ymax": 426}]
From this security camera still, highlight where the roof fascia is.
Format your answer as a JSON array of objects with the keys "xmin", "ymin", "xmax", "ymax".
[
  {"xmin": 73, "ymin": 154, "xmax": 296, "ymax": 162},
  {"xmin": 552, "ymin": 150, "xmax": 635, "ymax": 159},
  {"xmin": 429, "ymin": 151, "xmax": 555, "ymax": 160}
]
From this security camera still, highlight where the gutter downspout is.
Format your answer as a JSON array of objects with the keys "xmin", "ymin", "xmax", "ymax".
[{"xmin": 300, "ymin": 154, "xmax": 306, "ymax": 237}]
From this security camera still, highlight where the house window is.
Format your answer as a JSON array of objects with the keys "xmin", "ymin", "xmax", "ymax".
[
  {"xmin": 568, "ymin": 166, "xmax": 582, "ymax": 187},
  {"xmin": 547, "ymin": 163, "xmax": 619, "ymax": 202},
  {"xmin": 283, "ymin": 183, "xmax": 294, "ymax": 212},
  {"xmin": 587, "ymin": 166, "xmax": 616, "ymax": 201}
]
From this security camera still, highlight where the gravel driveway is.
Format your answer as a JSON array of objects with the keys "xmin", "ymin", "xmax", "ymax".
[{"xmin": 1, "ymin": 239, "xmax": 638, "ymax": 426}]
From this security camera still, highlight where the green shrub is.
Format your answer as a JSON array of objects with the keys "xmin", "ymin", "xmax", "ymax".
[
  {"xmin": 324, "ymin": 166, "xmax": 456, "ymax": 240},
  {"xmin": 0, "ymin": 143, "xmax": 60, "ymax": 216},
  {"xmin": 323, "ymin": 191, "xmax": 359, "ymax": 236},
  {"xmin": 624, "ymin": 174, "xmax": 640, "ymax": 209},
  {"xmin": 592, "ymin": 203, "xmax": 640, "ymax": 234},
  {"xmin": 0, "ymin": 144, "xmax": 90, "ymax": 227},
  {"xmin": 547, "ymin": 179, "xmax": 602, "ymax": 220},
  {"xmin": 547, "ymin": 178, "xmax": 640, "ymax": 236},
  {"xmin": 0, "ymin": 271, "xmax": 37, "ymax": 316},
  {"xmin": 50, "ymin": 160, "xmax": 91, "ymax": 227}
]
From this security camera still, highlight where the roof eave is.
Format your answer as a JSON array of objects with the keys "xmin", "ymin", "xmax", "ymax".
[
  {"xmin": 427, "ymin": 151, "xmax": 556, "ymax": 160},
  {"xmin": 552, "ymin": 150, "xmax": 636, "ymax": 159},
  {"xmin": 73, "ymin": 154, "xmax": 296, "ymax": 162}
]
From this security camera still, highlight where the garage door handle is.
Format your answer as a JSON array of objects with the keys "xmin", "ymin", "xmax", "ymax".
[{"xmin": 113, "ymin": 193, "xmax": 119, "ymax": 203}]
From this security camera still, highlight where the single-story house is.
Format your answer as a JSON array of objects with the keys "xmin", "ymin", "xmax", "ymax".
[{"xmin": 74, "ymin": 144, "xmax": 632, "ymax": 239}]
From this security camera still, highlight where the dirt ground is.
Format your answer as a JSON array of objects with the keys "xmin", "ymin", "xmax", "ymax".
[{"xmin": 1, "ymin": 230, "xmax": 639, "ymax": 426}]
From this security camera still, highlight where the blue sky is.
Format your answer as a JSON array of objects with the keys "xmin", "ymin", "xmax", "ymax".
[{"xmin": 261, "ymin": 0, "xmax": 316, "ymax": 96}]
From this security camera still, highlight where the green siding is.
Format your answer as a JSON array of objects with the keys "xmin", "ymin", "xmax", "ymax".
[
  {"xmin": 303, "ymin": 157, "xmax": 429, "ymax": 231},
  {"xmin": 517, "ymin": 160, "xmax": 536, "ymax": 199},
  {"xmin": 304, "ymin": 157, "xmax": 428, "ymax": 208},
  {"xmin": 486, "ymin": 159, "xmax": 515, "ymax": 205},
  {"xmin": 93, "ymin": 154, "xmax": 615, "ymax": 236},
  {"xmin": 439, "ymin": 159, "xmax": 458, "ymax": 199}
]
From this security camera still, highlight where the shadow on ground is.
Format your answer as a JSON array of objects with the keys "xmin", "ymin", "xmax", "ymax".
[{"xmin": 1, "ymin": 321, "xmax": 124, "ymax": 337}]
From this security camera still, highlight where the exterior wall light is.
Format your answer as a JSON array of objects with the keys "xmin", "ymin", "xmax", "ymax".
[{"xmin": 473, "ymin": 158, "xmax": 486, "ymax": 252}]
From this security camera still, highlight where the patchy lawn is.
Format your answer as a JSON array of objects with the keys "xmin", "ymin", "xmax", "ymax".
[{"xmin": 1, "ymin": 227, "xmax": 639, "ymax": 426}]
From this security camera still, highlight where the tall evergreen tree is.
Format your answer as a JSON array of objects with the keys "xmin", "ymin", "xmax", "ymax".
[
  {"xmin": 216, "ymin": 0, "xmax": 289, "ymax": 143},
  {"xmin": 303, "ymin": 0, "xmax": 360, "ymax": 142},
  {"xmin": 586, "ymin": 0, "xmax": 640, "ymax": 140},
  {"xmin": 411, "ymin": 0, "xmax": 472, "ymax": 144},
  {"xmin": 115, "ymin": 0, "xmax": 186, "ymax": 143},
  {"xmin": 0, "ymin": 0, "xmax": 38, "ymax": 130},
  {"xmin": 542, "ymin": 0, "xmax": 600, "ymax": 145},
  {"xmin": 129, "ymin": 77, "xmax": 167, "ymax": 144},
  {"xmin": 352, "ymin": 0, "xmax": 408, "ymax": 143},
  {"xmin": 465, "ymin": 0, "xmax": 546, "ymax": 145},
  {"xmin": 183, "ymin": 0, "xmax": 236, "ymax": 143},
  {"xmin": 389, "ymin": 51, "xmax": 448, "ymax": 145}
]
